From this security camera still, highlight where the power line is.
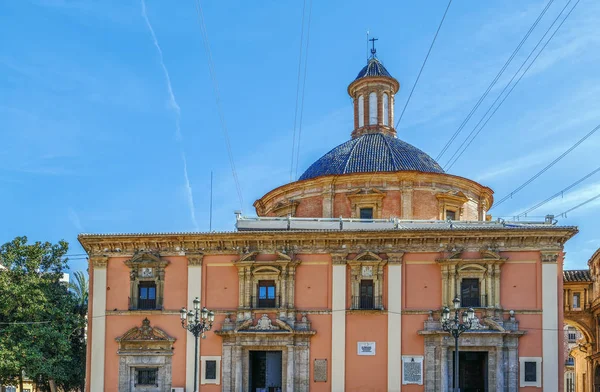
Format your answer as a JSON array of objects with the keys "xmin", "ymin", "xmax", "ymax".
[
  {"xmin": 289, "ymin": 0, "xmax": 308, "ymax": 182},
  {"xmin": 395, "ymin": 0, "xmax": 453, "ymax": 129},
  {"xmin": 516, "ymin": 165, "xmax": 600, "ymax": 217},
  {"xmin": 436, "ymin": 0, "xmax": 555, "ymax": 161},
  {"xmin": 444, "ymin": 0, "xmax": 581, "ymax": 170},
  {"xmin": 492, "ymin": 122, "xmax": 600, "ymax": 209},
  {"xmin": 193, "ymin": 0, "xmax": 245, "ymax": 211},
  {"xmin": 556, "ymin": 192, "xmax": 600, "ymax": 218},
  {"xmin": 293, "ymin": 0, "xmax": 313, "ymax": 180}
]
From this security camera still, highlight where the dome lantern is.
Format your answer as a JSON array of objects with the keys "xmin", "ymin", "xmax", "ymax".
[{"xmin": 347, "ymin": 40, "xmax": 400, "ymax": 139}]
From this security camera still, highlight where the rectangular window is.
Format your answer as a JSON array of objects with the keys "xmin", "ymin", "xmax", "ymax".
[
  {"xmin": 257, "ymin": 280, "xmax": 276, "ymax": 308},
  {"xmin": 524, "ymin": 362, "xmax": 536, "ymax": 382},
  {"xmin": 136, "ymin": 368, "xmax": 157, "ymax": 386},
  {"xmin": 446, "ymin": 210, "xmax": 456, "ymax": 220},
  {"xmin": 360, "ymin": 207, "xmax": 373, "ymax": 220},
  {"xmin": 461, "ymin": 278, "xmax": 480, "ymax": 307},
  {"xmin": 359, "ymin": 279, "xmax": 374, "ymax": 309},
  {"xmin": 201, "ymin": 356, "xmax": 221, "ymax": 385},
  {"xmin": 573, "ymin": 292, "xmax": 581, "ymax": 309},
  {"xmin": 138, "ymin": 282, "xmax": 157, "ymax": 309},
  {"xmin": 520, "ymin": 357, "xmax": 542, "ymax": 387},
  {"xmin": 568, "ymin": 331, "xmax": 577, "ymax": 342},
  {"xmin": 205, "ymin": 360, "xmax": 217, "ymax": 380}
]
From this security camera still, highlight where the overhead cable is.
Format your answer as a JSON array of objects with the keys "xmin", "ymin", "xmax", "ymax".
[
  {"xmin": 556, "ymin": 192, "xmax": 600, "ymax": 218},
  {"xmin": 395, "ymin": 0, "xmax": 453, "ymax": 129},
  {"xmin": 194, "ymin": 0, "xmax": 245, "ymax": 211},
  {"xmin": 436, "ymin": 0, "xmax": 556, "ymax": 161},
  {"xmin": 294, "ymin": 0, "xmax": 314, "ymax": 180},
  {"xmin": 444, "ymin": 0, "xmax": 581, "ymax": 170},
  {"xmin": 289, "ymin": 0, "xmax": 308, "ymax": 182},
  {"xmin": 516, "ymin": 165, "xmax": 600, "ymax": 217},
  {"xmin": 492, "ymin": 122, "xmax": 600, "ymax": 209}
]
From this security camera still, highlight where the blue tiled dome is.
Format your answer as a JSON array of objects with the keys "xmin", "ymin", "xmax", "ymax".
[
  {"xmin": 299, "ymin": 133, "xmax": 444, "ymax": 181},
  {"xmin": 355, "ymin": 58, "xmax": 392, "ymax": 80}
]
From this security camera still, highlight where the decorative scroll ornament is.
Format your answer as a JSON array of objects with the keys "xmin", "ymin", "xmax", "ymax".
[{"xmin": 249, "ymin": 314, "xmax": 279, "ymax": 330}]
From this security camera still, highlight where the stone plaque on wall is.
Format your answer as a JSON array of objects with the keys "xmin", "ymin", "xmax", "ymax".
[
  {"xmin": 402, "ymin": 356, "xmax": 423, "ymax": 385},
  {"xmin": 314, "ymin": 359, "xmax": 327, "ymax": 382}
]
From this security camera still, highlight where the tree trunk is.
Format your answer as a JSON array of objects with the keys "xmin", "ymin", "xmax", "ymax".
[
  {"xmin": 48, "ymin": 379, "xmax": 57, "ymax": 392},
  {"xmin": 19, "ymin": 370, "xmax": 24, "ymax": 392}
]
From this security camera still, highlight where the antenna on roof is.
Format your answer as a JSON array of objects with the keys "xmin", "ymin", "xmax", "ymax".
[{"xmin": 209, "ymin": 171, "xmax": 213, "ymax": 231}]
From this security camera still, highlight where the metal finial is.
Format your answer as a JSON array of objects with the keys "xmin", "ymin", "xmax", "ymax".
[{"xmin": 369, "ymin": 37, "xmax": 378, "ymax": 57}]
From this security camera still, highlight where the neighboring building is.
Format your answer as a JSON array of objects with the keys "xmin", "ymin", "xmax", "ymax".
[
  {"xmin": 563, "ymin": 324, "xmax": 583, "ymax": 392},
  {"xmin": 80, "ymin": 50, "xmax": 578, "ymax": 392},
  {"xmin": 0, "ymin": 380, "xmax": 35, "ymax": 392},
  {"xmin": 563, "ymin": 249, "xmax": 600, "ymax": 391}
]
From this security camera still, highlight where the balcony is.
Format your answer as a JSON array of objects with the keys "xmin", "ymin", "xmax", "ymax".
[
  {"xmin": 461, "ymin": 295, "xmax": 488, "ymax": 308},
  {"xmin": 565, "ymin": 357, "xmax": 575, "ymax": 366},
  {"xmin": 250, "ymin": 295, "xmax": 281, "ymax": 309},
  {"xmin": 351, "ymin": 295, "xmax": 383, "ymax": 310},
  {"xmin": 129, "ymin": 297, "xmax": 163, "ymax": 311}
]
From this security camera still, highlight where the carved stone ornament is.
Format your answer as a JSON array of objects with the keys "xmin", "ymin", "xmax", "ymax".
[
  {"xmin": 387, "ymin": 252, "xmax": 404, "ymax": 264},
  {"xmin": 541, "ymin": 250, "xmax": 560, "ymax": 263},
  {"xmin": 249, "ymin": 314, "xmax": 279, "ymax": 330},
  {"xmin": 187, "ymin": 254, "xmax": 204, "ymax": 266},
  {"xmin": 361, "ymin": 265, "xmax": 373, "ymax": 277},
  {"xmin": 90, "ymin": 256, "xmax": 108, "ymax": 269},
  {"xmin": 116, "ymin": 318, "xmax": 176, "ymax": 352},
  {"xmin": 331, "ymin": 253, "xmax": 348, "ymax": 265}
]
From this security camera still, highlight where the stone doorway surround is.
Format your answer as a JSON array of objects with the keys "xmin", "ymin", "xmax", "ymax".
[
  {"xmin": 215, "ymin": 313, "xmax": 315, "ymax": 392},
  {"xmin": 419, "ymin": 311, "xmax": 525, "ymax": 392},
  {"xmin": 116, "ymin": 318, "xmax": 175, "ymax": 392}
]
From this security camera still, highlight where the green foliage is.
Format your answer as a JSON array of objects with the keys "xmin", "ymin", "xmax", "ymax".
[{"xmin": 0, "ymin": 236, "xmax": 86, "ymax": 391}]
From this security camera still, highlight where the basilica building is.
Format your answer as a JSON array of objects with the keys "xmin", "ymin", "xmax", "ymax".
[{"xmin": 81, "ymin": 52, "xmax": 577, "ymax": 392}]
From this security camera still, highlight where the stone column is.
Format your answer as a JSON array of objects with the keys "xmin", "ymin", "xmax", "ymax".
[
  {"xmin": 222, "ymin": 344, "xmax": 233, "ymax": 391},
  {"xmin": 449, "ymin": 266, "xmax": 456, "ymax": 303},
  {"xmin": 331, "ymin": 253, "xmax": 347, "ymax": 391},
  {"xmin": 507, "ymin": 344, "xmax": 519, "ymax": 392},
  {"xmin": 245, "ymin": 266, "xmax": 252, "ymax": 308},
  {"xmin": 234, "ymin": 346, "xmax": 243, "ymax": 392},
  {"xmin": 286, "ymin": 345, "xmax": 295, "ymax": 392},
  {"xmin": 494, "ymin": 264, "xmax": 501, "ymax": 307},
  {"xmin": 487, "ymin": 264, "xmax": 493, "ymax": 307},
  {"xmin": 495, "ymin": 346, "xmax": 505, "ymax": 391},
  {"xmin": 441, "ymin": 265, "xmax": 449, "ymax": 305},
  {"xmin": 322, "ymin": 183, "xmax": 334, "ymax": 218},
  {"xmin": 388, "ymin": 254, "xmax": 402, "ymax": 390},
  {"xmin": 401, "ymin": 181, "xmax": 413, "ymax": 219},
  {"xmin": 541, "ymin": 251, "xmax": 560, "ymax": 392},
  {"xmin": 186, "ymin": 254, "xmax": 203, "ymax": 392},
  {"xmin": 439, "ymin": 343, "xmax": 448, "ymax": 392},
  {"xmin": 90, "ymin": 256, "xmax": 108, "ymax": 392}
]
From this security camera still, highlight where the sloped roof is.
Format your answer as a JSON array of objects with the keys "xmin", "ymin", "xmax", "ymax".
[{"xmin": 563, "ymin": 269, "xmax": 592, "ymax": 282}]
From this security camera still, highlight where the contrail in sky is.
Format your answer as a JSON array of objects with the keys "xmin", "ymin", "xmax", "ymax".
[{"xmin": 141, "ymin": 0, "xmax": 199, "ymax": 231}]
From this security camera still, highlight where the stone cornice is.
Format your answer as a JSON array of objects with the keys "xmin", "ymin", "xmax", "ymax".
[{"xmin": 79, "ymin": 227, "xmax": 577, "ymax": 258}]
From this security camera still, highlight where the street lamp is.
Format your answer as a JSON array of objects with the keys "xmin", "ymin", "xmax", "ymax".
[
  {"xmin": 180, "ymin": 297, "xmax": 215, "ymax": 392},
  {"xmin": 442, "ymin": 297, "xmax": 475, "ymax": 392}
]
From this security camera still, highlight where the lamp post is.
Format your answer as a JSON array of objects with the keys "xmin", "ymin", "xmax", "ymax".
[
  {"xmin": 441, "ymin": 297, "xmax": 475, "ymax": 392},
  {"xmin": 180, "ymin": 297, "xmax": 215, "ymax": 392}
]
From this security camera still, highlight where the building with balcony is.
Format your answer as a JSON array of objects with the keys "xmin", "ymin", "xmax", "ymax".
[{"xmin": 81, "ymin": 50, "xmax": 578, "ymax": 392}]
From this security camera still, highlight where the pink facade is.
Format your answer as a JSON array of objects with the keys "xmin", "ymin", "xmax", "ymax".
[{"xmin": 81, "ymin": 51, "xmax": 577, "ymax": 392}]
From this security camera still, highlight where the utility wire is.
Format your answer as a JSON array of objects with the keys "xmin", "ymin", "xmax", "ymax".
[
  {"xmin": 294, "ymin": 0, "xmax": 313, "ymax": 180},
  {"xmin": 193, "ymin": 0, "xmax": 245, "ymax": 211},
  {"xmin": 516, "ymin": 165, "xmax": 600, "ymax": 217},
  {"xmin": 290, "ymin": 0, "xmax": 308, "ymax": 182},
  {"xmin": 395, "ymin": 0, "xmax": 453, "ymax": 129},
  {"xmin": 492, "ymin": 122, "xmax": 600, "ymax": 209},
  {"xmin": 444, "ymin": 0, "xmax": 580, "ymax": 170},
  {"xmin": 556, "ymin": 192, "xmax": 600, "ymax": 218},
  {"xmin": 436, "ymin": 0, "xmax": 556, "ymax": 161}
]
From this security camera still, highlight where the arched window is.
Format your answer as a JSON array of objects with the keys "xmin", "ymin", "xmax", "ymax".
[
  {"xmin": 383, "ymin": 93, "xmax": 389, "ymax": 126},
  {"xmin": 358, "ymin": 95, "xmax": 364, "ymax": 127},
  {"xmin": 369, "ymin": 92, "xmax": 377, "ymax": 125}
]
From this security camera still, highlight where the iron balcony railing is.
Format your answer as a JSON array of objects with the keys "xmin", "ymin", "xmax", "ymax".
[
  {"xmin": 461, "ymin": 295, "xmax": 488, "ymax": 308},
  {"xmin": 129, "ymin": 297, "xmax": 162, "ymax": 310},
  {"xmin": 250, "ymin": 295, "xmax": 281, "ymax": 309},
  {"xmin": 351, "ymin": 295, "xmax": 383, "ymax": 310},
  {"xmin": 565, "ymin": 357, "xmax": 575, "ymax": 366}
]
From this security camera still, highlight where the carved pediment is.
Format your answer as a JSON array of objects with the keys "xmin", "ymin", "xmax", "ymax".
[
  {"xmin": 480, "ymin": 248, "xmax": 502, "ymax": 260},
  {"xmin": 435, "ymin": 190, "xmax": 469, "ymax": 204},
  {"xmin": 116, "ymin": 318, "xmax": 175, "ymax": 352},
  {"xmin": 124, "ymin": 250, "xmax": 168, "ymax": 268},
  {"xmin": 238, "ymin": 251, "xmax": 292, "ymax": 263},
  {"xmin": 458, "ymin": 264, "xmax": 487, "ymax": 273},
  {"xmin": 351, "ymin": 251, "xmax": 383, "ymax": 263}
]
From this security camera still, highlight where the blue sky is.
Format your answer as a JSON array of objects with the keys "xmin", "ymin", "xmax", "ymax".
[{"xmin": 1, "ymin": 0, "xmax": 599, "ymax": 274}]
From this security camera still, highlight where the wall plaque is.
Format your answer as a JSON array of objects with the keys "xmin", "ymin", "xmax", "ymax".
[
  {"xmin": 402, "ymin": 356, "xmax": 423, "ymax": 385},
  {"xmin": 357, "ymin": 342, "xmax": 376, "ymax": 356},
  {"xmin": 314, "ymin": 359, "xmax": 327, "ymax": 382}
]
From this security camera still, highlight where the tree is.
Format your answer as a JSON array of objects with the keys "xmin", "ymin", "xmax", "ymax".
[
  {"xmin": 0, "ymin": 236, "xmax": 86, "ymax": 391},
  {"xmin": 69, "ymin": 271, "xmax": 89, "ymax": 310}
]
